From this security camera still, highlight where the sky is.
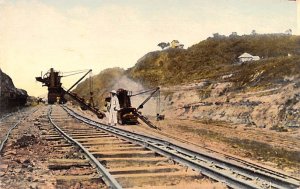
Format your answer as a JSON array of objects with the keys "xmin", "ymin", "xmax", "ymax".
[{"xmin": 0, "ymin": 0, "xmax": 297, "ymax": 96}]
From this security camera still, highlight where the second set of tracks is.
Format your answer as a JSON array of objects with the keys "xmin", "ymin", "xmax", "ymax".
[
  {"xmin": 0, "ymin": 108, "xmax": 38, "ymax": 152},
  {"xmin": 46, "ymin": 105, "xmax": 300, "ymax": 189}
]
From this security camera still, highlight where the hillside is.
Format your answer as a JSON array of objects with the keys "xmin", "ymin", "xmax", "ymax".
[
  {"xmin": 72, "ymin": 67, "xmax": 124, "ymax": 107},
  {"xmin": 73, "ymin": 34, "xmax": 300, "ymax": 107},
  {"xmin": 71, "ymin": 34, "xmax": 300, "ymax": 170},
  {"xmin": 127, "ymin": 34, "xmax": 300, "ymax": 89},
  {"xmin": 72, "ymin": 34, "xmax": 300, "ymax": 127}
]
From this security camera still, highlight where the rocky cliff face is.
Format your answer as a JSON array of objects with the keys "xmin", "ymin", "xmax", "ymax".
[
  {"xmin": 160, "ymin": 79, "xmax": 300, "ymax": 130},
  {"xmin": 0, "ymin": 69, "xmax": 28, "ymax": 113}
]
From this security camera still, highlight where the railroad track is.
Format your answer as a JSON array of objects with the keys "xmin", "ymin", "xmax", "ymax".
[
  {"xmin": 49, "ymin": 105, "xmax": 206, "ymax": 188},
  {"xmin": 1, "ymin": 104, "xmax": 297, "ymax": 188},
  {"xmin": 130, "ymin": 120, "xmax": 300, "ymax": 186},
  {"xmin": 1, "ymin": 106, "xmax": 106, "ymax": 188},
  {"xmin": 0, "ymin": 113, "xmax": 12, "ymax": 122},
  {"xmin": 0, "ymin": 107, "xmax": 38, "ymax": 152},
  {"xmin": 57, "ymin": 105, "xmax": 300, "ymax": 189},
  {"xmin": 40, "ymin": 107, "xmax": 107, "ymax": 188}
]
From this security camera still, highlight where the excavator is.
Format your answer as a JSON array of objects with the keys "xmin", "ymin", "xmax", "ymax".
[
  {"xmin": 36, "ymin": 68, "xmax": 105, "ymax": 119},
  {"xmin": 105, "ymin": 87, "xmax": 163, "ymax": 129}
]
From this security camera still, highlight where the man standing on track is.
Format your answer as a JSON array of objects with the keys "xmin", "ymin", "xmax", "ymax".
[{"xmin": 108, "ymin": 90, "xmax": 120, "ymax": 126}]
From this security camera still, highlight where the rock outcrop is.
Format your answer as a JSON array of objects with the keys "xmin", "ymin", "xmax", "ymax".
[
  {"xmin": 161, "ymin": 80, "xmax": 300, "ymax": 130},
  {"xmin": 0, "ymin": 69, "xmax": 28, "ymax": 112}
]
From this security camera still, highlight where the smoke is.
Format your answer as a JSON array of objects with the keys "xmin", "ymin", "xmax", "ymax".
[
  {"xmin": 112, "ymin": 75, "xmax": 144, "ymax": 91},
  {"xmin": 112, "ymin": 76, "xmax": 159, "ymax": 116}
]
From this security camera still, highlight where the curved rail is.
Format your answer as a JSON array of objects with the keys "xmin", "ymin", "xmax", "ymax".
[
  {"xmin": 62, "ymin": 105, "xmax": 300, "ymax": 189},
  {"xmin": 0, "ymin": 113, "xmax": 12, "ymax": 123},
  {"xmin": 0, "ymin": 119, "xmax": 22, "ymax": 152},
  {"xmin": 48, "ymin": 106, "xmax": 122, "ymax": 189},
  {"xmin": 0, "ymin": 108, "xmax": 39, "ymax": 152}
]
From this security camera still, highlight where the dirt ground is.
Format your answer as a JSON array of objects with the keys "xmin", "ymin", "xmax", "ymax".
[
  {"xmin": 0, "ymin": 105, "xmax": 106, "ymax": 189},
  {"xmin": 0, "ymin": 106, "xmax": 57, "ymax": 188}
]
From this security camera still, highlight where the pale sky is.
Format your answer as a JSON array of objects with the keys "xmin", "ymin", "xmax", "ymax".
[{"xmin": 0, "ymin": 0, "xmax": 297, "ymax": 96}]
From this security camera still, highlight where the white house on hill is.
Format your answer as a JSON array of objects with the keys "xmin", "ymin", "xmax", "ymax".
[
  {"xmin": 171, "ymin": 40, "xmax": 184, "ymax": 49},
  {"xmin": 238, "ymin": 52, "xmax": 260, "ymax": 63}
]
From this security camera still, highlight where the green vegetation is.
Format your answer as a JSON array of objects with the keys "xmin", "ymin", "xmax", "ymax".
[
  {"xmin": 73, "ymin": 34, "xmax": 300, "ymax": 107},
  {"xmin": 228, "ymin": 56, "xmax": 300, "ymax": 91},
  {"xmin": 227, "ymin": 138, "xmax": 300, "ymax": 168},
  {"xmin": 175, "ymin": 124, "xmax": 300, "ymax": 168},
  {"xmin": 127, "ymin": 34, "xmax": 300, "ymax": 89}
]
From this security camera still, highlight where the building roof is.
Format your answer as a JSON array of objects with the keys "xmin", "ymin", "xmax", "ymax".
[
  {"xmin": 252, "ymin": 56, "xmax": 260, "ymax": 60},
  {"xmin": 238, "ymin": 52, "xmax": 254, "ymax": 58}
]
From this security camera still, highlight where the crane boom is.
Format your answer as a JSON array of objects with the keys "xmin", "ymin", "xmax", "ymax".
[
  {"xmin": 67, "ymin": 69, "xmax": 92, "ymax": 92},
  {"xmin": 136, "ymin": 87, "xmax": 160, "ymax": 111},
  {"xmin": 36, "ymin": 68, "xmax": 105, "ymax": 119}
]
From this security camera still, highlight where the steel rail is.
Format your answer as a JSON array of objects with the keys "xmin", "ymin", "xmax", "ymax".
[
  {"xmin": 0, "ymin": 108, "xmax": 39, "ymax": 152},
  {"xmin": 0, "ymin": 119, "xmax": 23, "ymax": 152},
  {"xmin": 48, "ymin": 106, "xmax": 122, "ymax": 189},
  {"xmin": 63, "ymin": 105, "xmax": 300, "ymax": 189},
  {"xmin": 0, "ymin": 113, "xmax": 12, "ymax": 123},
  {"xmin": 62, "ymin": 108, "xmax": 263, "ymax": 189},
  {"xmin": 139, "ymin": 122, "xmax": 297, "ymax": 182}
]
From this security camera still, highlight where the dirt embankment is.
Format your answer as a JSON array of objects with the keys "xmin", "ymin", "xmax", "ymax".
[
  {"xmin": 161, "ymin": 79, "xmax": 300, "ymax": 130},
  {"xmin": 154, "ymin": 79, "xmax": 300, "ymax": 175}
]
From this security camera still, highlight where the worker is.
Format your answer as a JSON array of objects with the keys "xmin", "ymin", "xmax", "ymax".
[{"xmin": 108, "ymin": 90, "xmax": 120, "ymax": 126}]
